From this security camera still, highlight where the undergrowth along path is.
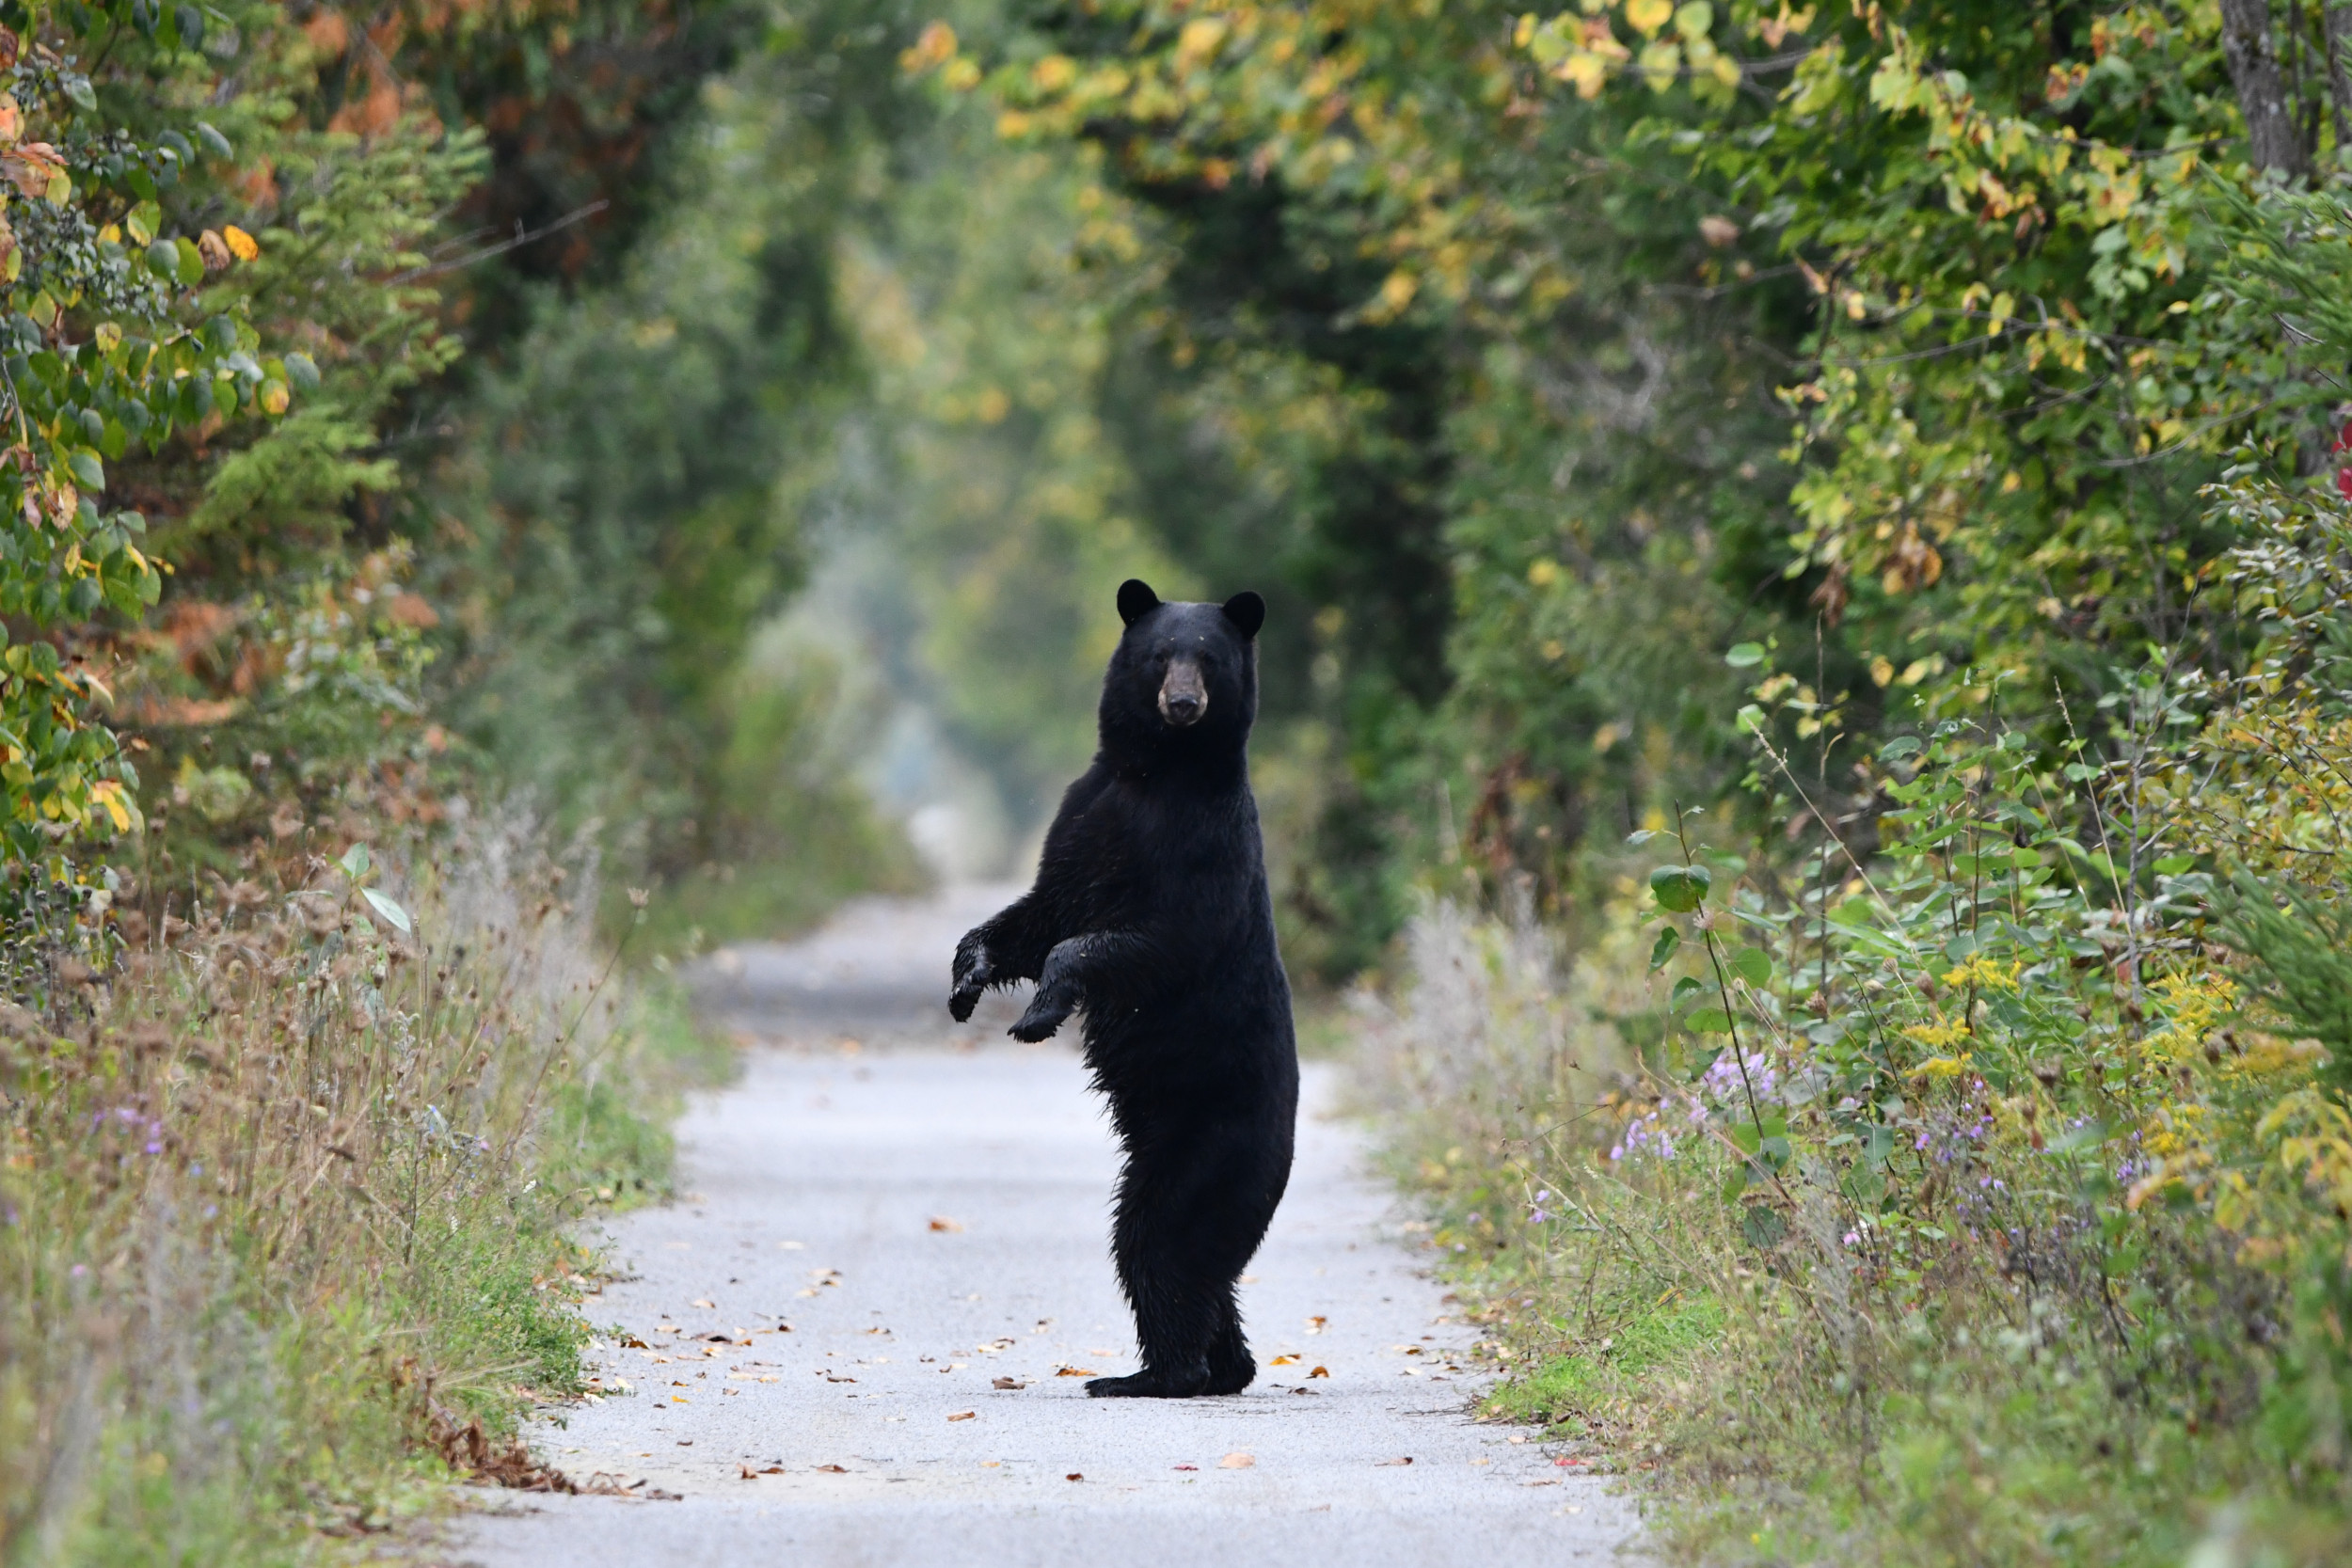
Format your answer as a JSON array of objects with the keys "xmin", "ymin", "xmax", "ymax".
[{"xmin": 453, "ymin": 888, "xmax": 1643, "ymax": 1567}]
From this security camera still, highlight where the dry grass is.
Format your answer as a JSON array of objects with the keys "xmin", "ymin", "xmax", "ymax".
[{"xmin": 0, "ymin": 808, "xmax": 714, "ymax": 1563}]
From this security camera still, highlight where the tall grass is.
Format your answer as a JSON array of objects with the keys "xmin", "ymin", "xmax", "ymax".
[
  {"xmin": 0, "ymin": 809, "xmax": 716, "ymax": 1563},
  {"xmin": 1368, "ymin": 476, "xmax": 2352, "ymax": 1566}
]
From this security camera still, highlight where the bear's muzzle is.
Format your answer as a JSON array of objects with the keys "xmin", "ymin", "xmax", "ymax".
[{"xmin": 1158, "ymin": 658, "xmax": 1208, "ymax": 727}]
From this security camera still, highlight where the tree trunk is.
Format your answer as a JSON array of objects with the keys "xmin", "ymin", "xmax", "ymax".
[
  {"xmin": 2220, "ymin": 0, "xmax": 2310, "ymax": 176},
  {"xmin": 2327, "ymin": 3, "xmax": 2352, "ymax": 152}
]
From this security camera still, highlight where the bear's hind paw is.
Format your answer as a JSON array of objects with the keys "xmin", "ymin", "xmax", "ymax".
[{"xmin": 1085, "ymin": 1367, "xmax": 1210, "ymax": 1400}]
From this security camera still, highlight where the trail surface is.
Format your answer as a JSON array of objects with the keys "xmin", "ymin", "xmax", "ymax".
[{"xmin": 453, "ymin": 887, "xmax": 1643, "ymax": 1567}]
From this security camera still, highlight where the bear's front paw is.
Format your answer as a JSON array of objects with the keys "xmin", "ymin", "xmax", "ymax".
[
  {"xmin": 948, "ymin": 929, "xmax": 995, "ymax": 1022},
  {"xmin": 1008, "ymin": 987, "xmax": 1074, "ymax": 1042}
]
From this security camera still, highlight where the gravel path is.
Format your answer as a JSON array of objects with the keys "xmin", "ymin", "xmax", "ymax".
[{"xmin": 452, "ymin": 888, "xmax": 1644, "ymax": 1567}]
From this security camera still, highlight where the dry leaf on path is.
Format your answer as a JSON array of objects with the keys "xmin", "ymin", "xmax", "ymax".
[
  {"xmin": 1219, "ymin": 1452, "xmax": 1254, "ymax": 1469},
  {"xmin": 1054, "ymin": 1366, "xmax": 1096, "ymax": 1376},
  {"xmin": 1268, "ymin": 1354, "xmax": 1299, "ymax": 1366},
  {"xmin": 814, "ymin": 1464, "xmax": 848, "ymax": 1473},
  {"xmin": 1375, "ymin": 1456, "xmax": 1414, "ymax": 1466},
  {"xmin": 929, "ymin": 1216, "xmax": 964, "ymax": 1231},
  {"xmin": 1065, "ymin": 1472, "xmax": 1084, "ymax": 1481},
  {"xmin": 992, "ymin": 1376, "xmax": 1025, "ymax": 1389},
  {"xmin": 1309, "ymin": 1366, "xmax": 1329, "ymax": 1378},
  {"xmin": 947, "ymin": 1410, "xmax": 977, "ymax": 1421},
  {"xmin": 691, "ymin": 1299, "xmax": 716, "ymax": 1309}
]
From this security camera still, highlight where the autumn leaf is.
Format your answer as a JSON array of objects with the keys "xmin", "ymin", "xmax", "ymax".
[{"xmin": 223, "ymin": 226, "xmax": 260, "ymax": 261}]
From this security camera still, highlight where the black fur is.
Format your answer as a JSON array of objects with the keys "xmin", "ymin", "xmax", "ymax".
[{"xmin": 949, "ymin": 580, "xmax": 1297, "ymax": 1399}]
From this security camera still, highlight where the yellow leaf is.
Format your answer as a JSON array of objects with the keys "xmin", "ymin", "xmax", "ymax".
[
  {"xmin": 260, "ymin": 378, "xmax": 290, "ymax": 415},
  {"xmin": 223, "ymin": 225, "xmax": 259, "ymax": 261},
  {"xmin": 1626, "ymin": 0, "xmax": 1674, "ymax": 36},
  {"xmin": 1639, "ymin": 40, "xmax": 1680, "ymax": 91}
]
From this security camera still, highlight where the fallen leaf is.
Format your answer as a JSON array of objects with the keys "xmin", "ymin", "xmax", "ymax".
[
  {"xmin": 1268, "ymin": 1354, "xmax": 1300, "ymax": 1366},
  {"xmin": 1219, "ymin": 1452, "xmax": 1254, "ymax": 1469},
  {"xmin": 1309, "ymin": 1366, "xmax": 1329, "ymax": 1378},
  {"xmin": 992, "ymin": 1376, "xmax": 1025, "ymax": 1390},
  {"xmin": 815, "ymin": 1464, "xmax": 848, "ymax": 1473},
  {"xmin": 1065, "ymin": 1472, "xmax": 1084, "ymax": 1481},
  {"xmin": 1306, "ymin": 1316, "xmax": 1327, "ymax": 1333},
  {"xmin": 1174, "ymin": 1465, "xmax": 1198, "ymax": 1471},
  {"xmin": 676, "ymin": 1440, "xmax": 692, "ymax": 1447},
  {"xmin": 691, "ymin": 1299, "xmax": 716, "ymax": 1309},
  {"xmin": 1055, "ymin": 1366, "xmax": 1097, "ymax": 1376},
  {"xmin": 929, "ymin": 1216, "xmax": 964, "ymax": 1232},
  {"xmin": 1376, "ymin": 1456, "xmax": 1414, "ymax": 1466},
  {"xmin": 739, "ymin": 1464, "xmax": 757, "ymax": 1480},
  {"xmin": 947, "ymin": 1410, "xmax": 977, "ymax": 1422},
  {"xmin": 620, "ymin": 1335, "xmax": 649, "ymax": 1349},
  {"xmin": 656, "ymin": 1323, "xmax": 680, "ymax": 1332}
]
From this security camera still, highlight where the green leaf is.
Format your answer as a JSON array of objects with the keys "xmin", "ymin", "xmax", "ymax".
[
  {"xmin": 340, "ymin": 842, "xmax": 372, "ymax": 879},
  {"xmin": 361, "ymin": 887, "xmax": 412, "ymax": 934},
  {"xmin": 146, "ymin": 240, "xmax": 181, "ymax": 281},
  {"xmin": 283, "ymin": 352, "xmax": 320, "ymax": 390},
  {"xmin": 1720, "ymin": 1166, "xmax": 1748, "ymax": 1201},
  {"xmin": 66, "ymin": 451, "xmax": 103, "ymax": 492},
  {"xmin": 1740, "ymin": 1205, "xmax": 1788, "ymax": 1250},
  {"xmin": 1686, "ymin": 1006, "xmax": 1733, "ymax": 1035},
  {"xmin": 196, "ymin": 120, "xmax": 234, "ymax": 159},
  {"xmin": 1725, "ymin": 641, "xmax": 1766, "ymax": 667},
  {"xmin": 1650, "ymin": 862, "xmax": 1711, "ymax": 911},
  {"xmin": 1728, "ymin": 945, "xmax": 1772, "ymax": 987},
  {"xmin": 175, "ymin": 238, "xmax": 206, "ymax": 287},
  {"xmin": 1730, "ymin": 1122, "xmax": 1761, "ymax": 1155},
  {"xmin": 1878, "ymin": 736, "xmax": 1921, "ymax": 761},
  {"xmin": 1670, "ymin": 974, "xmax": 1707, "ymax": 1010},
  {"xmin": 2153, "ymin": 853, "xmax": 2194, "ymax": 876},
  {"xmin": 1625, "ymin": 827, "xmax": 1659, "ymax": 846},
  {"xmin": 1647, "ymin": 925, "xmax": 1681, "ymax": 971}
]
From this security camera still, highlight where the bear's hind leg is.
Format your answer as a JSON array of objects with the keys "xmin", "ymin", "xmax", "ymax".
[{"xmin": 1202, "ymin": 1297, "xmax": 1255, "ymax": 1396}]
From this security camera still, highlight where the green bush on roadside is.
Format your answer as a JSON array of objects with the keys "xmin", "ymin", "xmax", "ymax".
[
  {"xmin": 0, "ymin": 815, "xmax": 720, "ymax": 1562},
  {"xmin": 1367, "ymin": 473, "xmax": 2352, "ymax": 1565}
]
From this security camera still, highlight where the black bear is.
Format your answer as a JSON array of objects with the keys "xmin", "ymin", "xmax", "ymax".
[{"xmin": 948, "ymin": 578, "xmax": 1298, "ymax": 1399}]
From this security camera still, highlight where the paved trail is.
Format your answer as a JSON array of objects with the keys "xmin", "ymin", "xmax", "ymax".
[{"xmin": 454, "ymin": 888, "xmax": 1643, "ymax": 1567}]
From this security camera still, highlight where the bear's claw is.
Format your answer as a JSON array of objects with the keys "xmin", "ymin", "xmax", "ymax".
[{"xmin": 949, "ymin": 929, "xmax": 995, "ymax": 1022}]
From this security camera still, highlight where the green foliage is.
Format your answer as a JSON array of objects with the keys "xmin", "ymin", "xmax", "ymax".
[{"xmin": 444, "ymin": 9, "xmax": 930, "ymax": 927}]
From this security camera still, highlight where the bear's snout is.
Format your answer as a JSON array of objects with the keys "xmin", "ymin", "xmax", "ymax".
[{"xmin": 1158, "ymin": 658, "xmax": 1209, "ymax": 727}]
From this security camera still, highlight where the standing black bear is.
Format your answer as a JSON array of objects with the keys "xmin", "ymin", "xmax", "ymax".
[{"xmin": 948, "ymin": 578, "xmax": 1298, "ymax": 1399}]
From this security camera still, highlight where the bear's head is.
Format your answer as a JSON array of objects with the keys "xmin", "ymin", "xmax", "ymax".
[{"xmin": 1098, "ymin": 578, "xmax": 1264, "ymax": 765}]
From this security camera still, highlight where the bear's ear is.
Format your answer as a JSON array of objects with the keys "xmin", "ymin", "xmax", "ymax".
[
  {"xmin": 1220, "ymin": 591, "xmax": 1266, "ymax": 641},
  {"xmin": 1117, "ymin": 578, "xmax": 1162, "ymax": 626}
]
